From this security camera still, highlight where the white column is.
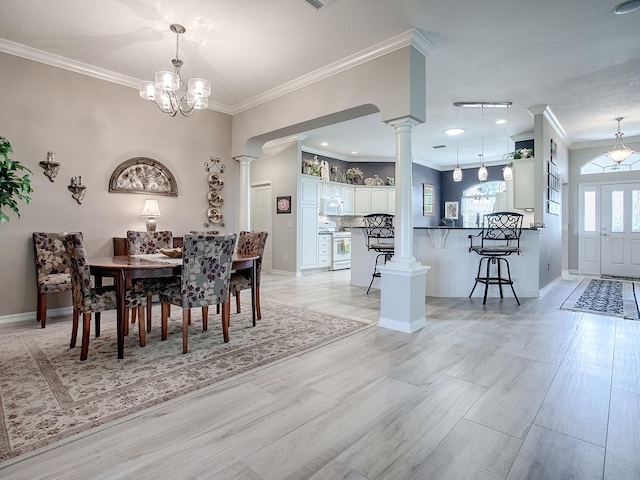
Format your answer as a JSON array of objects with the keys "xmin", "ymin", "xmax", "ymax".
[
  {"xmin": 377, "ymin": 117, "xmax": 429, "ymax": 333},
  {"xmin": 235, "ymin": 156, "xmax": 255, "ymax": 231}
]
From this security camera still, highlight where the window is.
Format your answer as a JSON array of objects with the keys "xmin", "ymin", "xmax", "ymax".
[
  {"xmin": 580, "ymin": 153, "xmax": 640, "ymax": 175},
  {"xmin": 584, "ymin": 191, "xmax": 596, "ymax": 232},
  {"xmin": 460, "ymin": 181, "xmax": 507, "ymax": 228}
]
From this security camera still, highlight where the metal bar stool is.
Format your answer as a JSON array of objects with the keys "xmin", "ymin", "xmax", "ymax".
[
  {"xmin": 468, "ymin": 212, "xmax": 523, "ymax": 305},
  {"xmin": 363, "ymin": 213, "xmax": 395, "ymax": 294}
]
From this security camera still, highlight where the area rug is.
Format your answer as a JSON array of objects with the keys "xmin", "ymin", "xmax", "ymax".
[
  {"xmin": 0, "ymin": 298, "xmax": 372, "ymax": 461},
  {"xmin": 560, "ymin": 278, "xmax": 639, "ymax": 320}
]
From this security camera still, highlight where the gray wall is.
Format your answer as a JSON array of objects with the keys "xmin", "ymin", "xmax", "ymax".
[{"xmin": 0, "ymin": 52, "xmax": 234, "ymax": 317}]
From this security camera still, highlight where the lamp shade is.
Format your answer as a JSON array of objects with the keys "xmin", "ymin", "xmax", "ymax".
[
  {"xmin": 140, "ymin": 199, "xmax": 161, "ymax": 217},
  {"xmin": 503, "ymin": 165, "xmax": 513, "ymax": 181},
  {"xmin": 453, "ymin": 167, "xmax": 463, "ymax": 182},
  {"xmin": 478, "ymin": 165, "xmax": 488, "ymax": 181}
]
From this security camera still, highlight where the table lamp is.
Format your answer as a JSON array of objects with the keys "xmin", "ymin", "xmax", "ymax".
[{"xmin": 140, "ymin": 199, "xmax": 161, "ymax": 231}]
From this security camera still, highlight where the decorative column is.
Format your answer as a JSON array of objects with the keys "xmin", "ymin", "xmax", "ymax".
[
  {"xmin": 377, "ymin": 118, "xmax": 430, "ymax": 333},
  {"xmin": 235, "ymin": 156, "xmax": 255, "ymax": 231}
]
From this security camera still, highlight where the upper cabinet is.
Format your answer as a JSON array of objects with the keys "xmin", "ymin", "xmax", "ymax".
[
  {"xmin": 355, "ymin": 186, "xmax": 395, "ymax": 215},
  {"xmin": 301, "ymin": 175, "xmax": 320, "ymax": 204}
]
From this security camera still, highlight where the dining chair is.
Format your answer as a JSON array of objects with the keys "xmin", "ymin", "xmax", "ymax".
[
  {"xmin": 60, "ymin": 232, "xmax": 148, "ymax": 360},
  {"xmin": 126, "ymin": 230, "xmax": 175, "ymax": 332},
  {"xmin": 32, "ymin": 232, "xmax": 75, "ymax": 328},
  {"xmin": 159, "ymin": 233, "xmax": 237, "ymax": 354},
  {"xmin": 229, "ymin": 231, "xmax": 269, "ymax": 320}
]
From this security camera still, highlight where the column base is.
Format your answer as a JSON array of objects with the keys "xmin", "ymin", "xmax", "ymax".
[{"xmin": 377, "ymin": 263, "xmax": 430, "ymax": 333}]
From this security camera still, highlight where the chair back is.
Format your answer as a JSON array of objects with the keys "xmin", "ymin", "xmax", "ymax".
[
  {"xmin": 33, "ymin": 232, "xmax": 71, "ymax": 280},
  {"xmin": 478, "ymin": 212, "xmax": 523, "ymax": 250},
  {"xmin": 126, "ymin": 230, "xmax": 173, "ymax": 255},
  {"xmin": 363, "ymin": 214, "xmax": 394, "ymax": 251},
  {"xmin": 237, "ymin": 231, "xmax": 269, "ymax": 286},
  {"xmin": 60, "ymin": 232, "xmax": 93, "ymax": 311},
  {"xmin": 181, "ymin": 233, "xmax": 237, "ymax": 308}
]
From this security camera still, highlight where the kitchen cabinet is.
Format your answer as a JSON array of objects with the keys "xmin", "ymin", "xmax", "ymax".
[
  {"xmin": 321, "ymin": 182, "xmax": 342, "ymax": 199},
  {"xmin": 318, "ymin": 234, "xmax": 331, "ymax": 268},
  {"xmin": 300, "ymin": 175, "xmax": 320, "ymax": 270},
  {"xmin": 342, "ymin": 186, "xmax": 355, "ymax": 215},
  {"xmin": 387, "ymin": 188, "xmax": 395, "ymax": 214},
  {"xmin": 513, "ymin": 159, "xmax": 535, "ymax": 210},
  {"xmin": 371, "ymin": 187, "xmax": 389, "ymax": 213},
  {"xmin": 355, "ymin": 187, "xmax": 372, "ymax": 215},
  {"xmin": 355, "ymin": 186, "xmax": 395, "ymax": 215}
]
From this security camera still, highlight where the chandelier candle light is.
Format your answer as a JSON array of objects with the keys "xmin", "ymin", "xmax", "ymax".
[
  {"xmin": 606, "ymin": 117, "xmax": 634, "ymax": 163},
  {"xmin": 139, "ymin": 24, "xmax": 211, "ymax": 117}
]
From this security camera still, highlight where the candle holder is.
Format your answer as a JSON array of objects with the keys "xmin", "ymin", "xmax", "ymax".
[
  {"xmin": 39, "ymin": 151, "xmax": 60, "ymax": 182},
  {"xmin": 68, "ymin": 176, "xmax": 86, "ymax": 204}
]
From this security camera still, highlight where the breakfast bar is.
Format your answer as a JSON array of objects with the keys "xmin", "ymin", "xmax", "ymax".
[{"xmin": 350, "ymin": 226, "xmax": 543, "ymax": 298}]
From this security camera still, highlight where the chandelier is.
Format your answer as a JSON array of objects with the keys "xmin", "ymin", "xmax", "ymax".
[
  {"xmin": 606, "ymin": 117, "xmax": 634, "ymax": 163},
  {"xmin": 139, "ymin": 24, "xmax": 211, "ymax": 117}
]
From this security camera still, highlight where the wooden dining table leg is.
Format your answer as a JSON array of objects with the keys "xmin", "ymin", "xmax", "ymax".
[{"xmin": 116, "ymin": 270, "xmax": 126, "ymax": 359}]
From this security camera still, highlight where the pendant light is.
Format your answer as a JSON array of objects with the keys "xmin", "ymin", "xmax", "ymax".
[
  {"xmin": 503, "ymin": 105, "xmax": 513, "ymax": 181},
  {"xmin": 478, "ymin": 105, "xmax": 488, "ymax": 181},
  {"xmin": 453, "ymin": 105, "xmax": 463, "ymax": 182},
  {"xmin": 606, "ymin": 117, "xmax": 634, "ymax": 163}
]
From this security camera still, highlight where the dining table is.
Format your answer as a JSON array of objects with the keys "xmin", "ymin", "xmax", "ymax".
[{"xmin": 89, "ymin": 253, "xmax": 259, "ymax": 359}]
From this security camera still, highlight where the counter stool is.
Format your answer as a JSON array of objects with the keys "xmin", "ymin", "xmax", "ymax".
[
  {"xmin": 364, "ymin": 213, "xmax": 395, "ymax": 294},
  {"xmin": 468, "ymin": 212, "xmax": 523, "ymax": 305}
]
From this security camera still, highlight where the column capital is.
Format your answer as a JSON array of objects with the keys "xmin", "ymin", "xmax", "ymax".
[
  {"xmin": 234, "ymin": 155, "xmax": 256, "ymax": 166},
  {"xmin": 385, "ymin": 117, "xmax": 422, "ymax": 129}
]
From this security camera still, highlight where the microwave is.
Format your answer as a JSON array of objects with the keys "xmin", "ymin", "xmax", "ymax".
[{"xmin": 320, "ymin": 197, "xmax": 343, "ymax": 216}]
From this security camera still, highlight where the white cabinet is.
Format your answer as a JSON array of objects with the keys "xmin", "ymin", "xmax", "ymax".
[
  {"xmin": 342, "ymin": 186, "xmax": 355, "ymax": 215},
  {"xmin": 355, "ymin": 188, "xmax": 372, "ymax": 215},
  {"xmin": 387, "ymin": 188, "xmax": 395, "ymax": 214},
  {"xmin": 513, "ymin": 159, "xmax": 535, "ymax": 210},
  {"xmin": 371, "ymin": 188, "xmax": 389, "ymax": 213},
  {"xmin": 318, "ymin": 234, "xmax": 331, "ymax": 268},
  {"xmin": 321, "ymin": 182, "xmax": 342, "ymax": 199},
  {"xmin": 300, "ymin": 176, "xmax": 320, "ymax": 270}
]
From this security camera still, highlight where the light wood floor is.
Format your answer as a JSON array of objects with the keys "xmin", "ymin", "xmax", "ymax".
[{"xmin": 1, "ymin": 271, "xmax": 639, "ymax": 479}]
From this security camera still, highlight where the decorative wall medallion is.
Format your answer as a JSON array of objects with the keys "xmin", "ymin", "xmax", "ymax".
[{"xmin": 108, "ymin": 157, "xmax": 178, "ymax": 196}]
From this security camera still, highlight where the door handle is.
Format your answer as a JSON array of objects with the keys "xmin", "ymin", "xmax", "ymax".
[{"xmin": 602, "ymin": 233, "xmax": 608, "ymax": 236}]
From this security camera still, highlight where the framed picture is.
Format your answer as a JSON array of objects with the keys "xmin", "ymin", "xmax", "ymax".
[
  {"xmin": 423, "ymin": 183, "xmax": 435, "ymax": 216},
  {"xmin": 276, "ymin": 195, "xmax": 291, "ymax": 214},
  {"xmin": 444, "ymin": 201, "xmax": 459, "ymax": 219}
]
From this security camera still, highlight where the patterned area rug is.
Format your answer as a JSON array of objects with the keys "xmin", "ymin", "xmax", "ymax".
[
  {"xmin": 560, "ymin": 278, "xmax": 639, "ymax": 320},
  {"xmin": 0, "ymin": 298, "xmax": 372, "ymax": 461}
]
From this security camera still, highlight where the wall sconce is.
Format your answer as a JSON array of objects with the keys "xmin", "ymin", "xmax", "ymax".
[
  {"xmin": 68, "ymin": 176, "xmax": 86, "ymax": 204},
  {"xmin": 39, "ymin": 151, "xmax": 60, "ymax": 182},
  {"xmin": 140, "ymin": 198, "xmax": 161, "ymax": 231}
]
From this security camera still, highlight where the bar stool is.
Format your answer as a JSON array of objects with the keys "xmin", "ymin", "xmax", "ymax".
[
  {"xmin": 468, "ymin": 212, "xmax": 523, "ymax": 305},
  {"xmin": 363, "ymin": 213, "xmax": 395, "ymax": 294}
]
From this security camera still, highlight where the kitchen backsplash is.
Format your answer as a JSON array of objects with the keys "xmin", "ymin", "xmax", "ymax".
[{"xmin": 322, "ymin": 215, "xmax": 365, "ymax": 230}]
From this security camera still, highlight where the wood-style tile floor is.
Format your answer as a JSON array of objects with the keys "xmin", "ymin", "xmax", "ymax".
[{"xmin": 1, "ymin": 271, "xmax": 639, "ymax": 479}]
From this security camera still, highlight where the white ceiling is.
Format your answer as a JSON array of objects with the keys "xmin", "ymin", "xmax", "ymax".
[{"xmin": 1, "ymin": 0, "xmax": 639, "ymax": 169}]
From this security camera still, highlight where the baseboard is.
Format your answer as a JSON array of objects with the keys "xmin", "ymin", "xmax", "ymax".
[
  {"xmin": 268, "ymin": 269, "xmax": 300, "ymax": 277},
  {"xmin": 0, "ymin": 306, "xmax": 73, "ymax": 326},
  {"xmin": 539, "ymin": 275, "xmax": 563, "ymax": 297}
]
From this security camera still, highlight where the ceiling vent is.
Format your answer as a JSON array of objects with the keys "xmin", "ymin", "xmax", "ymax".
[{"xmin": 304, "ymin": 0, "xmax": 338, "ymax": 9}]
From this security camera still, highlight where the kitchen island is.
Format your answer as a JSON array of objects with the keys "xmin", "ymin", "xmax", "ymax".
[{"xmin": 350, "ymin": 226, "xmax": 543, "ymax": 298}]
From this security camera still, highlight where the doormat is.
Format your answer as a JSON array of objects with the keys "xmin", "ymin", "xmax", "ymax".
[
  {"xmin": 560, "ymin": 278, "xmax": 639, "ymax": 320},
  {"xmin": 601, "ymin": 274, "xmax": 640, "ymax": 282}
]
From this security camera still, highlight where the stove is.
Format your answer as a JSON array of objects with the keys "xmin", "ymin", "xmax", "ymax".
[{"xmin": 318, "ymin": 221, "xmax": 351, "ymax": 270}]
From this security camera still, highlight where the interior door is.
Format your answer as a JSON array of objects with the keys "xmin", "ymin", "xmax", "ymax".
[
  {"xmin": 600, "ymin": 183, "xmax": 640, "ymax": 277},
  {"xmin": 250, "ymin": 183, "xmax": 272, "ymax": 273}
]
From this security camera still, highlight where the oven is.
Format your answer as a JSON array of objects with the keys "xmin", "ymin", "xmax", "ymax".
[{"xmin": 331, "ymin": 231, "xmax": 351, "ymax": 270}]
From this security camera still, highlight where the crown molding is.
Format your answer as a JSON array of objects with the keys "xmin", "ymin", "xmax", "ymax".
[
  {"xmin": 1, "ymin": 29, "xmax": 434, "ymax": 117},
  {"xmin": 572, "ymin": 134, "xmax": 640, "ymax": 150},
  {"xmin": 301, "ymin": 146, "xmax": 351, "ymax": 161},
  {"xmin": 527, "ymin": 104, "xmax": 570, "ymax": 147},
  {"xmin": 511, "ymin": 133, "xmax": 534, "ymax": 142}
]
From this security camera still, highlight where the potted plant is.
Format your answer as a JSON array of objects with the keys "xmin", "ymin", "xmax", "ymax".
[
  {"xmin": 503, "ymin": 147, "xmax": 533, "ymax": 168},
  {"xmin": 345, "ymin": 167, "xmax": 364, "ymax": 184},
  {"xmin": 302, "ymin": 156, "xmax": 321, "ymax": 176},
  {"xmin": 0, "ymin": 136, "xmax": 33, "ymax": 223}
]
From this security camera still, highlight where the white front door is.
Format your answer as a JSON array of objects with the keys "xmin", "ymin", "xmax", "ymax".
[
  {"xmin": 578, "ymin": 184, "xmax": 600, "ymax": 275},
  {"xmin": 600, "ymin": 183, "xmax": 640, "ymax": 277},
  {"xmin": 250, "ymin": 183, "xmax": 272, "ymax": 273}
]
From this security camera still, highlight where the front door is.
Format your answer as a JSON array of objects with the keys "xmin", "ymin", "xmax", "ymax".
[{"xmin": 600, "ymin": 183, "xmax": 640, "ymax": 277}]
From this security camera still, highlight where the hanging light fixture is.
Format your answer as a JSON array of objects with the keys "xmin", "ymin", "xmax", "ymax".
[
  {"xmin": 503, "ymin": 105, "xmax": 513, "ymax": 181},
  {"xmin": 477, "ymin": 105, "xmax": 488, "ymax": 181},
  {"xmin": 139, "ymin": 24, "xmax": 211, "ymax": 117},
  {"xmin": 606, "ymin": 117, "xmax": 634, "ymax": 163},
  {"xmin": 453, "ymin": 105, "xmax": 462, "ymax": 182}
]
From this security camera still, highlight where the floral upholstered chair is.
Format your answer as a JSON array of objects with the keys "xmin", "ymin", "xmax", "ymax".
[
  {"xmin": 126, "ymin": 230, "xmax": 175, "ymax": 331},
  {"xmin": 230, "ymin": 231, "xmax": 269, "ymax": 320},
  {"xmin": 61, "ymin": 232, "xmax": 148, "ymax": 360},
  {"xmin": 159, "ymin": 233, "xmax": 237, "ymax": 354},
  {"xmin": 32, "ymin": 232, "xmax": 74, "ymax": 328}
]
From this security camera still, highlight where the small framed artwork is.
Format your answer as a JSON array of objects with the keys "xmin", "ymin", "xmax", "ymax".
[
  {"xmin": 444, "ymin": 201, "xmax": 459, "ymax": 219},
  {"xmin": 276, "ymin": 195, "xmax": 291, "ymax": 214},
  {"xmin": 423, "ymin": 183, "xmax": 435, "ymax": 216}
]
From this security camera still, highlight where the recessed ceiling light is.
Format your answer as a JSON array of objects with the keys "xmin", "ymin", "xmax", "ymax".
[
  {"xmin": 614, "ymin": 0, "xmax": 640, "ymax": 14},
  {"xmin": 351, "ymin": 151, "xmax": 358, "ymax": 155},
  {"xmin": 444, "ymin": 128, "xmax": 465, "ymax": 136},
  {"xmin": 495, "ymin": 119, "xmax": 507, "ymax": 125},
  {"xmin": 321, "ymin": 142, "xmax": 328, "ymax": 146}
]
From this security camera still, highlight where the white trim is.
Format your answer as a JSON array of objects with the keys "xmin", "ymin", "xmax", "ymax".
[
  {"xmin": 527, "ymin": 104, "xmax": 570, "ymax": 147},
  {"xmin": 302, "ymin": 146, "xmax": 351, "ymax": 162},
  {"xmin": 0, "ymin": 29, "xmax": 435, "ymax": 117},
  {"xmin": 0, "ymin": 306, "xmax": 73, "ymax": 326},
  {"xmin": 539, "ymin": 275, "xmax": 563, "ymax": 296}
]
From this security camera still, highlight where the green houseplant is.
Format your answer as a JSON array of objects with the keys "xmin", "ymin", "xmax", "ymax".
[
  {"xmin": 503, "ymin": 147, "xmax": 533, "ymax": 168},
  {"xmin": 0, "ymin": 136, "xmax": 33, "ymax": 223}
]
